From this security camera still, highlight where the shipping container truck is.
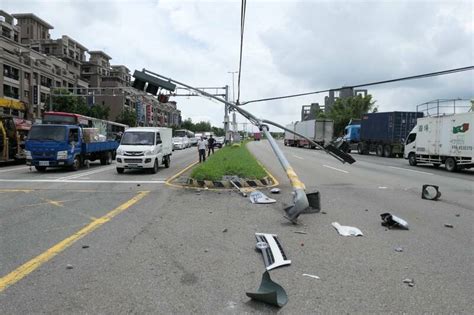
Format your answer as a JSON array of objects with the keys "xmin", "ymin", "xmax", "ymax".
[
  {"xmin": 404, "ymin": 111, "xmax": 473, "ymax": 171},
  {"xmin": 284, "ymin": 119, "xmax": 334, "ymax": 147},
  {"xmin": 343, "ymin": 111, "xmax": 422, "ymax": 157}
]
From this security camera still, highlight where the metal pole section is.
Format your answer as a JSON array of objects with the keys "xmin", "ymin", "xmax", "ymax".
[
  {"xmin": 261, "ymin": 125, "xmax": 309, "ymax": 222},
  {"xmin": 224, "ymin": 85, "xmax": 230, "ymax": 143},
  {"xmin": 49, "ymin": 92, "xmax": 53, "ymax": 111}
]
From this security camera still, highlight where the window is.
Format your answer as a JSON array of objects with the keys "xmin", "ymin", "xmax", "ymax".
[
  {"xmin": 24, "ymin": 90, "xmax": 30, "ymax": 98},
  {"xmin": 24, "ymin": 72, "xmax": 30, "ymax": 80},
  {"xmin": 406, "ymin": 133, "xmax": 416, "ymax": 145},
  {"xmin": 3, "ymin": 84, "xmax": 19, "ymax": 99},
  {"xmin": 156, "ymin": 133, "xmax": 161, "ymax": 144},
  {"xmin": 68, "ymin": 128, "xmax": 79, "ymax": 143}
]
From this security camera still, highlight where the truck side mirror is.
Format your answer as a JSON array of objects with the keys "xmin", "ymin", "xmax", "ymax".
[{"xmin": 156, "ymin": 139, "xmax": 162, "ymax": 145}]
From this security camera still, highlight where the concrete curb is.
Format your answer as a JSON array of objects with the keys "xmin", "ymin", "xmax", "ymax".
[{"xmin": 187, "ymin": 176, "xmax": 274, "ymax": 188}]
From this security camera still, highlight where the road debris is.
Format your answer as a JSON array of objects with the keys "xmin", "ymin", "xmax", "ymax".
[
  {"xmin": 270, "ymin": 188, "xmax": 281, "ymax": 194},
  {"xmin": 331, "ymin": 222, "xmax": 363, "ymax": 236},
  {"xmin": 394, "ymin": 247, "xmax": 403, "ymax": 252},
  {"xmin": 246, "ymin": 271, "xmax": 288, "ymax": 307},
  {"xmin": 255, "ymin": 233, "xmax": 291, "ymax": 270},
  {"xmin": 66, "ymin": 264, "xmax": 74, "ymax": 269},
  {"xmin": 294, "ymin": 231, "xmax": 307, "ymax": 235},
  {"xmin": 455, "ymin": 214, "xmax": 460, "ymax": 217},
  {"xmin": 444, "ymin": 224, "xmax": 454, "ymax": 228},
  {"xmin": 378, "ymin": 186, "xmax": 388, "ymax": 189},
  {"xmin": 321, "ymin": 211, "xmax": 327, "ymax": 214},
  {"xmin": 230, "ymin": 179, "xmax": 247, "ymax": 197},
  {"xmin": 82, "ymin": 245, "xmax": 89, "ymax": 249},
  {"xmin": 381, "ymin": 213, "xmax": 409, "ymax": 230},
  {"xmin": 403, "ymin": 278, "xmax": 415, "ymax": 287},
  {"xmin": 302, "ymin": 273, "xmax": 320, "ymax": 280},
  {"xmin": 250, "ymin": 191, "xmax": 276, "ymax": 204},
  {"xmin": 222, "ymin": 228, "xmax": 228, "ymax": 233},
  {"xmin": 421, "ymin": 184, "xmax": 441, "ymax": 200}
]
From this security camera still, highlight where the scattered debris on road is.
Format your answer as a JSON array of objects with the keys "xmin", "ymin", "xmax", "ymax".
[
  {"xmin": 230, "ymin": 179, "xmax": 248, "ymax": 197},
  {"xmin": 455, "ymin": 214, "xmax": 460, "ymax": 217},
  {"xmin": 82, "ymin": 245, "xmax": 89, "ymax": 249},
  {"xmin": 270, "ymin": 188, "xmax": 281, "ymax": 194},
  {"xmin": 321, "ymin": 211, "xmax": 327, "ymax": 214},
  {"xmin": 403, "ymin": 278, "xmax": 415, "ymax": 287},
  {"xmin": 246, "ymin": 271, "xmax": 288, "ymax": 307},
  {"xmin": 222, "ymin": 228, "xmax": 228, "ymax": 233},
  {"xmin": 381, "ymin": 213, "xmax": 409, "ymax": 230},
  {"xmin": 250, "ymin": 191, "xmax": 276, "ymax": 204},
  {"xmin": 294, "ymin": 231, "xmax": 307, "ymax": 235},
  {"xmin": 302, "ymin": 273, "xmax": 320, "ymax": 280},
  {"xmin": 378, "ymin": 186, "xmax": 388, "ymax": 189},
  {"xmin": 395, "ymin": 247, "xmax": 404, "ymax": 252},
  {"xmin": 422, "ymin": 184, "xmax": 441, "ymax": 200},
  {"xmin": 331, "ymin": 222, "xmax": 363, "ymax": 236},
  {"xmin": 255, "ymin": 233, "xmax": 291, "ymax": 270},
  {"xmin": 66, "ymin": 264, "xmax": 73, "ymax": 269},
  {"xmin": 444, "ymin": 224, "xmax": 454, "ymax": 228}
]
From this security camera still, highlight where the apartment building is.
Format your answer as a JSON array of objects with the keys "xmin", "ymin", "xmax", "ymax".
[{"xmin": 0, "ymin": 10, "xmax": 181, "ymax": 126}]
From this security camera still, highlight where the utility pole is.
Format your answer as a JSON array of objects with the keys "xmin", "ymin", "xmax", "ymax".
[{"xmin": 228, "ymin": 71, "xmax": 238, "ymax": 141}]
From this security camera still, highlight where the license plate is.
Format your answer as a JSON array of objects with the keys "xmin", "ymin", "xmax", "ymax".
[{"xmin": 39, "ymin": 161, "xmax": 49, "ymax": 166}]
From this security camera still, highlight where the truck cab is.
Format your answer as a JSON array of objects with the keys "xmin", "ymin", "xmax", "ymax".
[
  {"xmin": 115, "ymin": 127, "xmax": 172, "ymax": 174},
  {"xmin": 26, "ymin": 124, "xmax": 82, "ymax": 171}
]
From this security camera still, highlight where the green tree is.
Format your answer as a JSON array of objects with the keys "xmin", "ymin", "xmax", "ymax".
[
  {"xmin": 328, "ymin": 94, "xmax": 377, "ymax": 136},
  {"xmin": 116, "ymin": 109, "xmax": 137, "ymax": 127},
  {"xmin": 181, "ymin": 118, "xmax": 194, "ymax": 131},
  {"xmin": 211, "ymin": 126, "xmax": 225, "ymax": 136},
  {"xmin": 194, "ymin": 121, "xmax": 211, "ymax": 132},
  {"xmin": 51, "ymin": 88, "xmax": 110, "ymax": 120}
]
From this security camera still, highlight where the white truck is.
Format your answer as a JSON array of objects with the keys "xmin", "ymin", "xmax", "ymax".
[
  {"xmin": 404, "ymin": 112, "xmax": 473, "ymax": 172},
  {"xmin": 284, "ymin": 119, "xmax": 334, "ymax": 148},
  {"xmin": 115, "ymin": 127, "xmax": 172, "ymax": 174}
]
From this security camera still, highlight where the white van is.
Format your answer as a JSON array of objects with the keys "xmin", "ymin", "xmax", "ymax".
[{"xmin": 116, "ymin": 127, "xmax": 172, "ymax": 174}]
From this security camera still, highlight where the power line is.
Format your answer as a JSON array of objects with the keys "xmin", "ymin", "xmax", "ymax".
[
  {"xmin": 236, "ymin": 0, "xmax": 247, "ymax": 104},
  {"xmin": 241, "ymin": 65, "xmax": 474, "ymax": 105}
]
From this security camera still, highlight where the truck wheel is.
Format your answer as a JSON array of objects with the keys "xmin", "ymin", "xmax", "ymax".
[
  {"xmin": 164, "ymin": 156, "xmax": 170, "ymax": 168},
  {"xmin": 383, "ymin": 145, "xmax": 392, "ymax": 157},
  {"xmin": 376, "ymin": 145, "xmax": 384, "ymax": 157},
  {"xmin": 35, "ymin": 166, "xmax": 47, "ymax": 172},
  {"xmin": 101, "ymin": 152, "xmax": 112, "ymax": 165},
  {"xmin": 445, "ymin": 157, "xmax": 457, "ymax": 172},
  {"xmin": 408, "ymin": 153, "xmax": 417, "ymax": 166},
  {"xmin": 357, "ymin": 143, "xmax": 364, "ymax": 155},
  {"xmin": 70, "ymin": 156, "xmax": 81, "ymax": 171},
  {"xmin": 116, "ymin": 167, "xmax": 124, "ymax": 174},
  {"xmin": 151, "ymin": 159, "xmax": 159, "ymax": 174}
]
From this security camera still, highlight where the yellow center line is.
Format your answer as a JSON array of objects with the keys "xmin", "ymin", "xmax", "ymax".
[{"xmin": 0, "ymin": 191, "xmax": 150, "ymax": 293}]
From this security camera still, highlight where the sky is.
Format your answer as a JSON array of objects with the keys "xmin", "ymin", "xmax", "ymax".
[{"xmin": 2, "ymin": 0, "xmax": 473, "ymax": 132}]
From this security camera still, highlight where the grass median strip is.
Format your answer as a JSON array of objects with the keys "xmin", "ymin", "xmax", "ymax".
[{"xmin": 191, "ymin": 143, "xmax": 267, "ymax": 181}]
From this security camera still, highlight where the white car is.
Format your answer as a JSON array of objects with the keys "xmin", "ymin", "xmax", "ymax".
[
  {"xmin": 116, "ymin": 127, "xmax": 172, "ymax": 174},
  {"xmin": 172, "ymin": 137, "xmax": 189, "ymax": 149}
]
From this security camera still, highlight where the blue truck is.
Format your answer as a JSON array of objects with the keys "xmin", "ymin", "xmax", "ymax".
[
  {"xmin": 343, "ymin": 111, "xmax": 422, "ymax": 157},
  {"xmin": 25, "ymin": 124, "xmax": 119, "ymax": 172}
]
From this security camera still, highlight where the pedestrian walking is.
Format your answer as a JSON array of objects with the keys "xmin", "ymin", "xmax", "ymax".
[
  {"xmin": 207, "ymin": 135, "xmax": 216, "ymax": 156},
  {"xmin": 197, "ymin": 136, "xmax": 207, "ymax": 163}
]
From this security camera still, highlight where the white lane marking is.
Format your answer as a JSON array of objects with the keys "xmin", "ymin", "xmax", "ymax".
[
  {"xmin": 292, "ymin": 155, "xmax": 304, "ymax": 160},
  {"xmin": 388, "ymin": 166, "xmax": 434, "ymax": 175},
  {"xmin": 0, "ymin": 166, "xmax": 29, "ymax": 173},
  {"xmin": 322, "ymin": 164, "xmax": 349, "ymax": 173},
  {"xmin": 0, "ymin": 179, "xmax": 165, "ymax": 184},
  {"xmin": 55, "ymin": 166, "xmax": 115, "ymax": 180}
]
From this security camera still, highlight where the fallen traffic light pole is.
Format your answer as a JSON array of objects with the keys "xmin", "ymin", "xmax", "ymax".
[{"xmin": 138, "ymin": 69, "xmax": 355, "ymax": 223}]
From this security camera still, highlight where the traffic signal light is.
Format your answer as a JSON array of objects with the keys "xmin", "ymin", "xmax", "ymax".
[{"xmin": 132, "ymin": 70, "xmax": 176, "ymax": 94}]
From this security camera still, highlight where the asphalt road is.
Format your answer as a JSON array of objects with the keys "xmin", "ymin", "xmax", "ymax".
[{"xmin": 0, "ymin": 141, "xmax": 472, "ymax": 314}]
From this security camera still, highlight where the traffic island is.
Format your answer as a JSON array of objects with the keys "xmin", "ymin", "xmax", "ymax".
[{"xmin": 167, "ymin": 143, "xmax": 277, "ymax": 189}]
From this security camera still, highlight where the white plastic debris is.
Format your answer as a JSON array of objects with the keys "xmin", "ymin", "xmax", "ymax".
[
  {"xmin": 302, "ymin": 274, "xmax": 320, "ymax": 279},
  {"xmin": 331, "ymin": 222, "xmax": 363, "ymax": 236},
  {"xmin": 250, "ymin": 191, "xmax": 276, "ymax": 204},
  {"xmin": 270, "ymin": 188, "xmax": 281, "ymax": 194}
]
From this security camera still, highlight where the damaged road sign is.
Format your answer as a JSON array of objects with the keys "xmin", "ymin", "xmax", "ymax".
[
  {"xmin": 381, "ymin": 213, "xmax": 409, "ymax": 230},
  {"xmin": 246, "ymin": 271, "xmax": 288, "ymax": 307},
  {"xmin": 250, "ymin": 191, "xmax": 276, "ymax": 204}
]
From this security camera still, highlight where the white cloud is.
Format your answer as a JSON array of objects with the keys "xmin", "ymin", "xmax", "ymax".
[{"xmin": 4, "ymin": 0, "xmax": 473, "ymax": 129}]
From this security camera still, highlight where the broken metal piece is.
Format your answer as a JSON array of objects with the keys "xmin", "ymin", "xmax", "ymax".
[
  {"xmin": 246, "ymin": 271, "xmax": 288, "ymax": 307},
  {"xmin": 381, "ymin": 213, "xmax": 409, "ymax": 230},
  {"xmin": 302, "ymin": 273, "xmax": 320, "ymax": 279},
  {"xmin": 255, "ymin": 233, "xmax": 291, "ymax": 271},
  {"xmin": 422, "ymin": 184, "xmax": 441, "ymax": 200},
  {"xmin": 394, "ymin": 247, "xmax": 404, "ymax": 252},
  {"xmin": 444, "ymin": 224, "xmax": 454, "ymax": 228},
  {"xmin": 270, "ymin": 188, "xmax": 281, "ymax": 194},
  {"xmin": 331, "ymin": 222, "xmax": 363, "ymax": 236},
  {"xmin": 230, "ymin": 179, "xmax": 247, "ymax": 197},
  {"xmin": 250, "ymin": 191, "xmax": 276, "ymax": 204}
]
